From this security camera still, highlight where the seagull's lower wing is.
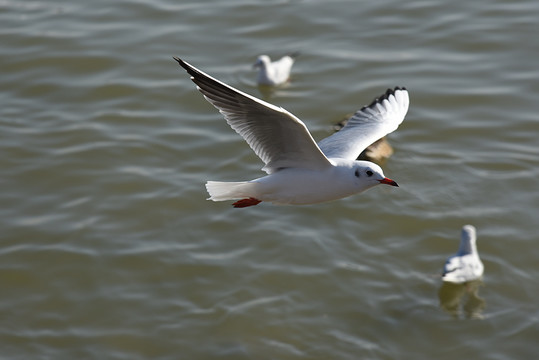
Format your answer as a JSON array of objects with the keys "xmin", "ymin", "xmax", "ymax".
[
  {"xmin": 442, "ymin": 257, "xmax": 460, "ymax": 276},
  {"xmin": 174, "ymin": 57, "xmax": 332, "ymax": 174},
  {"xmin": 318, "ymin": 87, "xmax": 409, "ymax": 160}
]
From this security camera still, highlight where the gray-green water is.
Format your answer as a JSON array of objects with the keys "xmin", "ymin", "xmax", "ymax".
[{"xmin": 1, "ymin": 0, "xmax": 538, "ymax": 359}]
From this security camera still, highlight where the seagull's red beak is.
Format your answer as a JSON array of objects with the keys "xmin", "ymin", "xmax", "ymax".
[{"xmin": 378, "ymin": 177, "xmax": 399, "ymax": 187}]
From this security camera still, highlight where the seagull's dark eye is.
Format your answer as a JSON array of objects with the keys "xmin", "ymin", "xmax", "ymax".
[
  {"xmin": 366, "ymin": 170, "xmax": 374, "ymax": 177},
  {"xmin": 354, "ymin": 169, "xmax": 360, "ymax": 178}
]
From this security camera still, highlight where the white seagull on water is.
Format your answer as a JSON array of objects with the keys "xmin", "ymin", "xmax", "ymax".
[
  {"xmin": 442, "ymin": 225, "xmax": 484, "ymax": 283},
  {"xmin": 173, "ymin": 57, "xmax": 409, "ymax": 208},
  {"xmin": 253, "ymin": 54, "xmax": 298, "ymax": 86}
]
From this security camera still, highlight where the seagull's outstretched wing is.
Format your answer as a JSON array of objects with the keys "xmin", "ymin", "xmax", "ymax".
[
  {"xmin": 318, "ymin": 87, "xmax": 409, "ymax": 160},
  {"xmin": 174, "ymin": 57, "xmax": 331, "ymax": 174}
]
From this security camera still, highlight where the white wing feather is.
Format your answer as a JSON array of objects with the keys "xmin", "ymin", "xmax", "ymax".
[
  {"xmin": 318, "ymin": 87, "xmax": 409, "ymax": 160},
  {"xmin": 175, "ymin": 57, "xmax": 331, "ymax": 174}
]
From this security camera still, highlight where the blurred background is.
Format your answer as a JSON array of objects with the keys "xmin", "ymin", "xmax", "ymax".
[{"xmin": 1, "ymin": 0, "xmax": 538, "ymax": 359}]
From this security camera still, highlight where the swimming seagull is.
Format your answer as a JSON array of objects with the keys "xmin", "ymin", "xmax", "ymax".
[
  {"xmin": 442, "ymin": 225, "xmax": 484, "ymax": 283},
  {"xmin": 173, "ymin": 57, "xmax": 409, "ymax": 208},
  {"xmin": 253, "ymin": 53, "xmax": 298, "ymax": 86}
]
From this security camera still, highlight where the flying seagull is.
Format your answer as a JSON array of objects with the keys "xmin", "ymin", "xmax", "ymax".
[{"xmin": 173, "ymin": 57, "xmax": 409, "ymax": 208}]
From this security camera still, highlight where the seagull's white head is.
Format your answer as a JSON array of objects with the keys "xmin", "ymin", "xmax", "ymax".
[
  {"xmin": 253, "ymin": 55, "xmax": 271, "ymax": 69},
  {"xmin": 348, "ymin": 160, "xmax": 399, "ymax": 191}
]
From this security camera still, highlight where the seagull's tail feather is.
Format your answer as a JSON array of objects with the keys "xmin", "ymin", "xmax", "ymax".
[{"xmin": 205, "ymin": 181, "xmax": 259, "ymax": 201}]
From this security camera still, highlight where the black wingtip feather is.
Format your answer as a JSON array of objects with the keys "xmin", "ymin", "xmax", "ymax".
[
  {"xmin": 172, "ymin": 57, "xmax": 242, "ymax": 106},
  {"xmin": 362, "ymin": 86, "xmax": 407, "ymax": 111},
  {"xmin": 172, "ymin": 56, "xmax": 184, "ymax": 68},
  {"xmin": 288, "ymin": 51, "xmax": 301, "ymax": 59},
  {"xmin": 173, "ymin": 56, "xmax": 200, "ymax": 79}
]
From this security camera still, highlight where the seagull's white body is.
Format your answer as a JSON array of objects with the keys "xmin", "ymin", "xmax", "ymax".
[
  {"xmin": 173, "ymin": 57, "xmax": 410, "ymax": 207},
  {"xmin": 206, "ymin": 158, "xmax": 387, "ymax": 205},
  {"xmin": 442, "ymin": 225, "xmax": 484, "ymax": 283},
  {"xmin": 253, "ymin": 54, "xmax": 297, "ymax": 86}
]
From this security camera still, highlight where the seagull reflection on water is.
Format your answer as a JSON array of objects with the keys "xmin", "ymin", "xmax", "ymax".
[{"xmin": 438, "ymin": 279, "xmax": 486, "ymax": 319}]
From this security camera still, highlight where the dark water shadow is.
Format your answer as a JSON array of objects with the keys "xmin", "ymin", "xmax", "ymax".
[{"xmin": 438, "ymin": 279, "xmax": 486, "ymax": 320}]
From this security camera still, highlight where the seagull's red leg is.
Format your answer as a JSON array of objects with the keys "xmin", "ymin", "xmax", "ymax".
[{"xmin": 232, "ymin": 197, "xmax": 262, "ymax": 208}]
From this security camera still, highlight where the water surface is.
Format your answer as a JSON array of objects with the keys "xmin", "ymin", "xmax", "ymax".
[{"xmin": 1, "ymin": 0, "xmax": 538, "ymax": 359}]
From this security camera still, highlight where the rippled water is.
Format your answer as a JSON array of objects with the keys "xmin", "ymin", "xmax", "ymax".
[{"xmin": 1, "ymin": 0, "xmax": 538, "ymax": 359}]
